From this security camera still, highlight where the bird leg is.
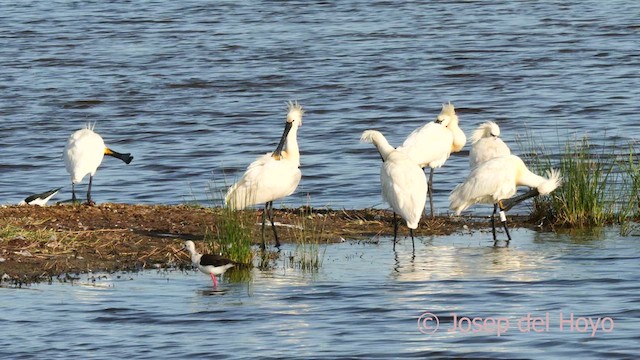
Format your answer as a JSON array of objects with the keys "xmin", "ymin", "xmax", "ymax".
[
  {"xmin": 267, "ymin": 201, "xmax": 280, "ymax": 248},
  {"xmin": 393, "ymin": 212, "xmax": 398, "ymax": 251},
  {"xmin": 71, "ymin": 183, "xmax": 77, "ymax": 204},
  {"xmin": 210, "ymin": 273, "xmax": 218, "ymax": 288},
  {"xmin": 499, "ymin": 208, "xmax": 512, "ymax": 241},
  {"xmin": 491, "ymin": 203, "xmax": 498, "ymax": 241},
  {"xmin": 409, "ymin": 228, "xmax": 415, "ymax": 252},
  {"xmin": 428, "ymin": 168, "xmax": 435, "ymax": 218},
  {"xmin": 261, "ymin": 205, "xmax": 267, "ymax": 251},
  {"xmin": 86, "ymin": 176, "xmax": 95, "ymax": 206}
]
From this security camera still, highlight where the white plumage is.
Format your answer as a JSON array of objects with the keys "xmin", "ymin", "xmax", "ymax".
[
  {"xmin": 396, "ymin": 102, "xmax": 467, "ymax": 217},
  {"xmin": 63, "ymin": 125, "xmax": 133, "ymax": 204},
  {"xmin": 397, "ymin": 103, "xmax": 466, "ymax": 168},
  {"xmin": 64, "ymin": 127, "xmax": 107, "ymax": 185},
  {"xmin": 19, "ymin": 187, "xmax": 62, "ymax": 206},
  {"xmin": 361, "ymin": 130, "xmax": 427, "ymax": 249},
  {"xmin": 225, "ymin": 101, "xmax": 304, "ymax": 248},
  {"xmin": 449, "ymin": 154, "xmax": 561, "ymax": 215},
  {"xmin": 183, "ymin": 240, "xmax": 236, "ymax": 288},
  {"xmin": 468, "ymin": 121, "xmax": 511, "ymax": 169}
]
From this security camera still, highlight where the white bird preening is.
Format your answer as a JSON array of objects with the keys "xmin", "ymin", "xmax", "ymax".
[
  {"xmin": 468, "ymin": 121, "xmax": 511, "ymax": 169},
  {"xmin": 361, "ymin": 130, "xmax": 427, "ymax": 251},
  {"xmin": 397, "ymin": 102, "xmax": 466, "ymax": 218},
  {"xmin": 63, "ymin": 125, "xmax": 133, "ymax": 205},
  {"xmin": 183, "ymin": 240, "xmax": 237, "ymax": 288},
  {"xmin": 19, "ymin": 187, "xmax": 62, "ymax": 206},
  {"xmin": 225, "ymin": 101, "xmax": 304, "ymax": 250},
  {"xmin": 449, "ymin": 154, "xmax": 561, "ymax": 241}
]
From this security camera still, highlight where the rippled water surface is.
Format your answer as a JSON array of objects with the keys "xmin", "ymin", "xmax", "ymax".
[
  {"xmin": 1, "ymin": 0, "xmax": 638, "ymax": 210},
  {"xmin": 1, "ymin": 1, "xmax": 639, "ymax": 358},
  {"xmin": 1, "ymin": 230, "xmax": 639, "ymax": 359}
]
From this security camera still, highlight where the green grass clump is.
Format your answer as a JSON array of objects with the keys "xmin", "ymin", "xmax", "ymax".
[
  {"xmin": 286, "ymin": 206, "xmax": 328, "ymax": 272},
  {"xmin": 550, "ymin": 138, "xmax": 620, "ymax": 226},
  {"xmin": 522, "ymin": 135, "xmax": 639, "ymax": 228},
  {"xmin": 211, "ymin": 207, "xmax": 254, "ymax": 265}
]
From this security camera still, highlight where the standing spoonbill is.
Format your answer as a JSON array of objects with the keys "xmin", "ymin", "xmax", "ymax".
[
  {"xmin": 361, "ymin": 130, "xmax": 427, "ymax": 251},
  {"xmin": 468, "ymin": 121, "xmax": 511, "ymax": 169},
  {"xmin": 225, "ymin": 101, "xmax": 304, "ymax": 250},
  {"xmin": 397, "ymin": 102, "xmax": 466, "ymax": 218},
  {"xmin": 63, "ymin": 125, "xmax": 133, "ymax": 205},
  {"xmin": 183, "ymin": 240, "xmax": 237, "ymax": 288},
  {"xmin": 449, "ymin": 154, "xmax": 561, "ymax": 241}
]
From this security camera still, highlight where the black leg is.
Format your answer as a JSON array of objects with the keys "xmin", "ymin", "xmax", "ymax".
[
  {"xmin": 393, "ymin": 212, "xmax": 398, "ymax": 251},
  {"xmin": 491, "ymin": 203, "xmax": 498, "ymax": 241},
  {"xmin": 268, "ymin": 201, "xmax": 280, "ymax": 248},
  {"xmin": 429, "ymin": 168, "xmax": 435, "ymax": 218},
  {"xmin": 71, "ymin": 183, "xmax": 77, "ymax": 204},
  {"xmin": 86, "ymin": 176, "xmax": 94, "ymax": 205},
  {"xmin": 261, "ymin": 204, "xmax": 267, "ymax": 251},
  {"xmin": 499, "ymin": 209, "xmax": 512, "ymax": 241},
  {"xmin": 409, "ymin": 228, "xmax": 415, "ymax": 253}
]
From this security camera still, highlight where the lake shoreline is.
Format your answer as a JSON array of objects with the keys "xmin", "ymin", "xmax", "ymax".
[{"xmin": 0, "ymin": 203, "xmax": 545, "ymax": 284}]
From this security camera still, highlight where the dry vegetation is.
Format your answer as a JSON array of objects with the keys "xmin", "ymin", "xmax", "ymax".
[{"xmin": 0, "ymin": 203, "xmax": 539, "ymax": 284}]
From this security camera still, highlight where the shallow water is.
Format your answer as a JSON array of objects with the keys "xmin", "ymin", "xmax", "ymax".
[
  {"xmin": 1, "ymin": 229, "xmax": 638, "ymax": 359},
  {"xmin": 1, "ymin": 0, "xmax": 639, "ymax": 212}
]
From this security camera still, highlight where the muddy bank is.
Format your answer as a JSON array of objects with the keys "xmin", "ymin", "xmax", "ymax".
[{"xmin": 0, "ymin": 203, "xmax": 542, "ymax": 284}]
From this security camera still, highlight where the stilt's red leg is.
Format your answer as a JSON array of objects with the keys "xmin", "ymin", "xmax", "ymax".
[{"xmin": 210, "ymin": 273, "xmax": 218, "ymax": 288}]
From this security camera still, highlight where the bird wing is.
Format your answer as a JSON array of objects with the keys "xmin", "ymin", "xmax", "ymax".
[
  {"xmin": 23, "ymin": 187, "xmax": 62, "ymax": 205},
  {"xmin": 397, "ymin": 122, "xmax": 454, "ymax": 168},
  {"xmin": 200, "ymin": 253, "xmax": 236, "ymax": 267},
  {"xmin": 449, "ymin": 156, "xmax": 518, "ymax": 214},
  {"xmin": 381, "ymin": 153, "xmax": 428, "ymax": 228},
  {"xmin": 225, "ymin": 153, "xmax": 301, "ymax": 209}
]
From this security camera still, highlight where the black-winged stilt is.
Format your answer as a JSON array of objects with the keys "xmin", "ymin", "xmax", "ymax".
[
  {"xmin": 183, "ymin": 240, "xmax": 237, "ymax": 288},
  {"xmin": 19, "ymin": 187, "xmax": 62, "ymax": 206}
]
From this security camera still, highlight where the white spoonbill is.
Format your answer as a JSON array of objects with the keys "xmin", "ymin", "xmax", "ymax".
[
  {"xmin": 468, "ymin": 121, "xmax": 511, "ymax": 169},
  {"xmin": 449, "ymin": 154, "xmax": 561, "ymax": 241},
  {"xmin": 397, "ymin": 102, "xmax": 466, "ymax": 217},
  {"xmin": 361, "ymin": 130, "xmax": 427, "ymax": 250},
  {"xmin": 183, "ymin": 240, "xmax": 238, "ymax": 288},
  {"xmin": 63, "ymin": 125, "xmax": 133, "ymax": 205},
  {"xmin": 19, "ymin": 187, "xmax": 62, "ymax": 206},
  {"xmin": 225, "ymin": 101, "xmax": 304, "ymax": 249}
]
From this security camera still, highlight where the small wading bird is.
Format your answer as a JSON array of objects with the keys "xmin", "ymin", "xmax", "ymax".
[
  {"xmin": 19, "ymin": 187, "xmax": 62, "ymax": 206},
  {"xmin": 449, "ymin": 154, "xmax": 561, "ymax": 241},
  {"xmin": 183, "ymin": 240, "xmax": 237, "ymax": 288},
  {"xmin": 396, "ymin": 103, "xmax": 466, "ymax": 218},
  {"xmin": 468, "ymin": 121, "xmax": 511, "ymax": 169},
  {"xmin": 361, "ymin": 130, "xmax": 427, "ymax": 251},
  {"xmin": 64, "ymin": 125, "xmax": 133, "ymax": 205},
  {"xmin": 225, "ymin": 101, "xmax": 304, "ymax": 250}
]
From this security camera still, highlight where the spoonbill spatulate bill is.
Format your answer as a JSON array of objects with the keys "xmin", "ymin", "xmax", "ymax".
[
  {"xmin": 63, "ymin": 125, "xmax": 133, "ymax": 205},
  {"xmin": 225, "ymin": 101, "xmax": 304, "ymax": 250},
  {"xmin": 449, "ymin": 154, "xmax": 561, "ymax": 241}
]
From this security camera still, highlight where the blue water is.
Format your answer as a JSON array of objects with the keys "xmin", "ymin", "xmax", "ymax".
[
  {"xmin": 1, "ymin": 1, "xmax": 640, "ymax": 358},
  {"xmin": 1, "ymin": 0, "xmax": 638, "ymax": 211},
  {"xmin": 1, "ymin": 230, "xmax": 639, "ymax": 359}
]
